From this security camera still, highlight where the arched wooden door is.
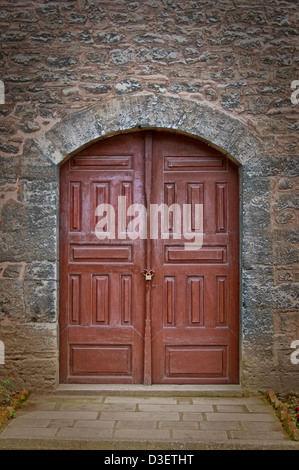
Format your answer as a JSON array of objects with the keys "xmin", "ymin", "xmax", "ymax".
[{"xmin": 59, "ymin": 131, "xmax": 239, "ymax": 384}]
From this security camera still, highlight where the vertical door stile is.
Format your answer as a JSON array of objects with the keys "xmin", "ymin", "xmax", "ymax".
[{"xmin": 143, "ymin": 131, "xmax": 153, "ymax": 385}]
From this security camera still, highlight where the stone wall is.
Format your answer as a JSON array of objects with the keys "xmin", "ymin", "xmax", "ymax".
[{"xmin": 0, "ymin": 0, "xmax": 298, "ymax": 393}]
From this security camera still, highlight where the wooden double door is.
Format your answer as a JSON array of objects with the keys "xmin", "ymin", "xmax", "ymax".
[{"xmin": 59, "ymin": 131, "xmax": 239, "ymax": 384}]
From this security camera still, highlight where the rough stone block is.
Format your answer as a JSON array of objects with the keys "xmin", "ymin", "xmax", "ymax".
[
  {"xmin": 0, "ymin": 323, "xmax": 58, "ymax": 390},
  {"xmin": 0, "ymin": 226, "xmax": 57, "ymax": 263},
  {"xmin": 24, "ymin": 262, "xmax": 56, "ymax": 281},
  {"xmin": 0, "ymin": 279, "xmax": 25, "ymax": 320},
  {"xmin": 24, "ymin": 280, "xmax": 57, "ymax": 322}
]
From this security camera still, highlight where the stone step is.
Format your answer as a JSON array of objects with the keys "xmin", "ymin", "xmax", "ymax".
[{"xmin": 55, "ymin": 384, "xmax": 244, "ymax": 397}]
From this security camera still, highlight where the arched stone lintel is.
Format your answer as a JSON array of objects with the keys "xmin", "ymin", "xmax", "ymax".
[{"xmin": 32, "ymin": 94, "xmax": 264, "ymax": 168}]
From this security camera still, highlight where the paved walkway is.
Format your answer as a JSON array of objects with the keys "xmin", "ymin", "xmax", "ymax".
[{"xmin": 0, "ymin": 391, "xmax": 298, "ymax": 450}]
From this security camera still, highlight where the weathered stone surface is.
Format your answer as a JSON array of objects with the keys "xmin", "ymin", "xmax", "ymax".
[
  {"xmin": 0, "ymin": 156, "xmax": 20, "ymax": 180},
  {"xmin": 242, "ymin": 176, "xmax": 272, "ymax": 231},
  {"xmin": 0, "ymin": 32, "xmax": 26, "ymax": 41},
  {"xmin": 97, "ymin": 33, "xmax": 123, "ymax": 44},
  {"xmin": 278, "ymin": 178, "xmax": 294, "ymax": 190},
  {"xmin": 0, "ymin": 227, "xmax": 57, "ymax": 263},
  {"xmin": 221, "ymin": 92, "xmax": 241, "ymax": 109},
  {"xmin": 2, "ymin": 264, "xmax": 22, "ymax": 279},
  {"xmin": 68, "ymin": 13, "xmax": 87, "ymax": 24},
  {"xmin": 24, "ymin": 262, "xmax": 56, "ymax": 281},
  {"xmin": 85, "ymin": 51, "xmax": 109, "ymax": 65},
  {"xmin": 23, "ymin": 180, "xmax": 58, "ymax": 206},
  {"xmin": 47, "ymin": 56, "xmax": 79, "ymax": 68},
  {"xmin": 1, "ymin": 199, "xmax": 26, "ymax": 231},
  {"xmin": 115, "ymin": 79, "xmax": 142, "ymax": 94},
  {"xmin": 0, "ymin": 142, "xmax": 19, "ymax": 154},
  {"xmin": 275, "ymin": 210, "xmax": 296, "ymax": 224},
  {"xmin": 11, "ymin": 54, "xmax": 41, "ymax": 66},
  {"xmin": 0, "ymin": 280, "xmax": 25, "ymax": 320},
  {"xmin": 111, "ymin": 48, "xmax": 134, "ymax": 66},
  {"xmin": 24, "ymin": 280, "xmax": 57, "ymax": 322},
  {"xmin": 0, "ymin": 323, "xmax": 58, "ymax": 390},
  {"xmin": 19, "ymin": 140, "xmax": 57, "ymax": 182},
  {"xmin": 270, "ymin": 156, "xmax": 299, "ymax": 176},
  {"xmin": 14, "ymin": 104, "xmax": 37, "ymax": 119},
  {"xmin": 19, "ymin": 121, "xmax": 41, "ymax": 133},
  {"xmin": 29, "ymin": 33, "xmax": 55, "ymax": 42},
  {"xmin": 83, "ymin": 84, "xmax": 111, "ymax": 94}
]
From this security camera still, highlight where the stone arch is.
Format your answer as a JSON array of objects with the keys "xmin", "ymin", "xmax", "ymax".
[{"xmin": 32, "ymin": 94, "xmax": 264, "ymax": 168}]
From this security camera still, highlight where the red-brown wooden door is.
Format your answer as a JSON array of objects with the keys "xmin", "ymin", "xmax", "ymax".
[
  {"xmin": 150, "ymin": 132, "xmax": 239, "ymax": 384},
  {"xmin": 59, "ymin": 131, "xmax": 239, "ymax": 384},
  {"xmin": 59, "ymin": 132, "xmax": 146, "ymax": 383}
]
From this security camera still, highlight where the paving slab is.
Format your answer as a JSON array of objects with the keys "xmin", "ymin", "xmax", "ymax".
[{"xmin": 0, "ymin": 392, "xmax": 299, "ymax": 450}]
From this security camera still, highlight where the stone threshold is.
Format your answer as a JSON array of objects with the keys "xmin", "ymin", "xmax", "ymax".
[{"xmin": 55, "ymin": 384, "xmax": 244, "ymax": 397}]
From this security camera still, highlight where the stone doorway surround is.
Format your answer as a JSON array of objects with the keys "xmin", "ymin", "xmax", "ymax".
[{"xmin": 3, "ymin": 94, "xmax": 279, "ymax": 393}]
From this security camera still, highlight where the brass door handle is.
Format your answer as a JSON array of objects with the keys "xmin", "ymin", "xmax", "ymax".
[{"xmin": 142, "ymin": 269, "xmax": 154, "ymax": 281}]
